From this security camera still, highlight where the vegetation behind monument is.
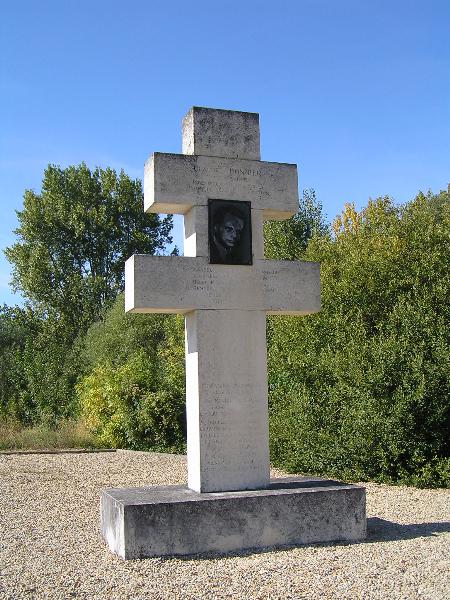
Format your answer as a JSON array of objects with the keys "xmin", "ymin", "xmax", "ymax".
[
  {"xmin": 266, "ymin": 190, "xmax": 449, "ymax": 488},
  {"xmin": 1, "ymin": 164, "xmax": 172, "ymax": 425},
  {"xmin": 1, "ymin": 167, "xmax": 448, "ymax": 487},
  {"xmin": 77, "ymin": 302, "xmax": 185, "ymax": 452}
]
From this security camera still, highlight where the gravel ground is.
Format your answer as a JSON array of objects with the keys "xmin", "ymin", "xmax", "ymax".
[{"xmin": 0, "ymin": 450, "xmax": 449, "ymax": 600}]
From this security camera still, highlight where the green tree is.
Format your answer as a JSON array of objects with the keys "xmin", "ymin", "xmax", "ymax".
[
  {"xmin": 0, "ymin": 305, "xmax": 35, "ymax": 422},
  {"xmin": 264, "ymin": 189, "xmax": 328, "ymax": 260},
  {"xmin": 2, "ymin": 163, "xmax": 173, "ymax": 426},
  {"xmin": 268, "ymin": 190, "xmax": 450, "ymax": 487},
  {"xmin": 0, "ymin": 304, "xmax": 85, "ymax": 425},
  {"xmin": 5, "ymin": 163, "xmax": 173, "ymax": 333}
]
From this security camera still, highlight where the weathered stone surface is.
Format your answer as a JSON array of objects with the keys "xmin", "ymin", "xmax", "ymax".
[
  {"xmin": 182, "ymin": 106, "xmax": 260, "ymax": 160},
  {"xmin": 101, "ymin": 477, "xmax": 367, "ymax": 559},
  {"xmin": 185, "ymin": 310, "xmax": 269, "ymax": 492},
  {"xmin": 126, "ymin": 108, "xmax": 321, "ymax": 500},
  {"xmin": 102, "ymin": 107, "xmax": 366, "ymax": 561},
  {"xmin": 125, "ymin": 255, "xmax": 321, "ymax": 315},
  {"xmin": 144, "ymin": 153, "xmax": 298, "ymax": 219}
]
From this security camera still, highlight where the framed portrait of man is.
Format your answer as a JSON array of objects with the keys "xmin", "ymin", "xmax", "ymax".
[{"xmin": 208, "ymin": 199, "xmax": 252, "ymax": 265}]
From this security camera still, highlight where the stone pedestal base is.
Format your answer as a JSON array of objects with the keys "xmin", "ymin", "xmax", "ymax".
[{"xmin": 100, "ymin": 477, "xmax": 366, "ymax": 559}]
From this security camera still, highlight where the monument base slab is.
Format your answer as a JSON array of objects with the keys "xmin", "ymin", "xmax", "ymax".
[{"xmin": 101, "ymin": 477, "xmax": 366, "ymax": 559}]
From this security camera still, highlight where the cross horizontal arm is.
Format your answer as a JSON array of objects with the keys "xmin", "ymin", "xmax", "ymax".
[
  {"xmin": 125, "ymin": 255, "xmax": 320, "ymax": 315},
  {"xmin": 144, "ymin": 153, "xmax": 299, "ymax": 220}
]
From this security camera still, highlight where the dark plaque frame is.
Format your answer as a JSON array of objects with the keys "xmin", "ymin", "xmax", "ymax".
[{"xmin": 208, "ymin": 199, "xmax": 252, "ymax": 265}]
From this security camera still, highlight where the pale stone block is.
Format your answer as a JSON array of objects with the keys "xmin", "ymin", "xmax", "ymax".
[
  {"xmin": 183, "ymin": 205, "xmax": 209, "ymax": 258},
  {"xmin": 124, "ymin": 255, "xmax": 135, "ymax": 314},
  {"xmin": 252, "ymin": 209, "xmax": 265, "ymax": 259},
  {"xmin": 101, "ymin": 478, "xmax": 367, "ymax": 559},
  {"xmin": 182, "ymin": 106, "xmax": 260, "ymax": 160},
  {"xmin": 144, "ymin": 153, "xmax": 298, "ymax": 219},
  {"xmin": 185, "ymin": 310, "xmax": 269, "ymax": 492},
  {"xmin": 125, "ymin": 255, "xmax": 320, "ymax": 315},
  {"xmin": 144, "ymin": 153, "xmax": 192, "ymax": 215}
]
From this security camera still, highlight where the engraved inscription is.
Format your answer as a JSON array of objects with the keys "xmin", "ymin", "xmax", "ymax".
[
  {"xmin": 132, "ymin": 256, "xmax": 319, "ymax": 314},
  {"xmin": 229, "ymin": 167, "xmax": 262, "ymax": 182},
  {"xmin": 147, "ymin": 153, "xmax": 298, "ymax": 214},
  {"xmin": 198, "ymin": 380, "xmax": 267, "ymax": 478}
]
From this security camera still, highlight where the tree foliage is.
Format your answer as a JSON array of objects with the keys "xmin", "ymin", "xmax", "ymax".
[
  {"xmin": 0, "ymin": 303, "xmax": 86, "ymax": 425},
  {"xmin": 3, "ymin": 173, "xmax": 448, "ymax": 486},
  {"xmin": 5, "ymin": 164, "xmax": 172, "ymax": 332},
  {"xmin": 77, "ymin": 295, "xmax": 185, "ymax": 452},
  {"xmin": 1, "ymin": 163, "xmax": 173, "ymax": 425},
  {"xmin": 264, "ymin": 189, "xmax": 328, "ymax": 260},
  {"xmin": 268, "ymin": 190, "xmax": 450, "ymax": 487},
  {"xmin": 0, "ymin": 305, "xmax": 35, "ymax": 422}
]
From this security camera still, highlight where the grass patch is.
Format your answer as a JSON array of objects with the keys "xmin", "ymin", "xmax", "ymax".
[{"xmin": 0, "ymin": 419, "xmax": 106, "ymax": 451}]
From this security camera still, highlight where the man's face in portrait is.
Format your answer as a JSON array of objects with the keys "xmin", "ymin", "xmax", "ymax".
[
  {"xmin": 208, "ymin": 199, "xmax": 252, "ymax": 265},
  {"xmin": 217, "ymin": 213, "xmax": 244, "ymax": 249}
]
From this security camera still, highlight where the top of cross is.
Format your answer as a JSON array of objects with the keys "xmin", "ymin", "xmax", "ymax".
[
  {"xmin": 182, "ymin": 106, "xmax": 260, "ymax": 161},
  {"xmin": 144, "ymin": 106, "xmax": 298, "ymax": 221}
]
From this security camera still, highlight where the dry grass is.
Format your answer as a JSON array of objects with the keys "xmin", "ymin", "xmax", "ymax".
[{"xmin": 0, "ymin": 418, "xmax": 104, "ymax": 451}]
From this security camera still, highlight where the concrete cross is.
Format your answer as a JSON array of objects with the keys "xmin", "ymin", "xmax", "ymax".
[{"xmin": 125, "ymin": 107, "xmax": 320, "ymax": 493}]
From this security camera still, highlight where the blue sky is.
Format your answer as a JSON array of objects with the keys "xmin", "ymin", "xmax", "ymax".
[{"xmin": 1, "ymin": 0, "xmax": 449, "ymax": 306}]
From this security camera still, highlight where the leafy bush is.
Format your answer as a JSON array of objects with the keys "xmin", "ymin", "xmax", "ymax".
[
  {"xmin": 0, "ymin": 306, "xmax": 80, "ymax": 426},
  {"xmin": 77, "ymin": 295, "xmax": 185, "ymax": 452},
  {"xmin": 267, "ymin": 191, "xmax": 449, "ymax": 487}
]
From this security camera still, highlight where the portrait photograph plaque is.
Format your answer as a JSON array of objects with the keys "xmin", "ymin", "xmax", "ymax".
[{"xmin": 208, "ymin": 199, "xmax": 252, "ymax": 265}]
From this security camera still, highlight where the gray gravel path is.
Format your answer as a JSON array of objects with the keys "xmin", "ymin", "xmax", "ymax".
[{"xmin": 1, "ymin": 450, "xmax": 449, "ymax": 599}]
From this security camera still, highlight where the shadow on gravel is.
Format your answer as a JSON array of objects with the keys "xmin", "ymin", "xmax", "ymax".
[
  {"xmin": 367, "ymin": 517, "xmax": 450, "ymax": 542},
  {"xmin": 165, "ymin": 518, "xmax": 450, "ymax": 562}
]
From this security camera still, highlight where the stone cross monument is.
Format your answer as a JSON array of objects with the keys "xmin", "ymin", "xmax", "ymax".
[
  {"xmin": 101, "ymin": 107, "xmax": 367, "ymax": 559},
  {"xmin": 125, "ymin": 106, "xmax": 320, "ymax": 493}
]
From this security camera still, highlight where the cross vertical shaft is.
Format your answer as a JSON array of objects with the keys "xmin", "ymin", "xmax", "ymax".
[
  {"xmin": 181, "ymin": 113, "xmax": 271, "ymax": 491},
  {"xmin": 185, "ymin": 309, "xmax": 269, "ymax": 491}
]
